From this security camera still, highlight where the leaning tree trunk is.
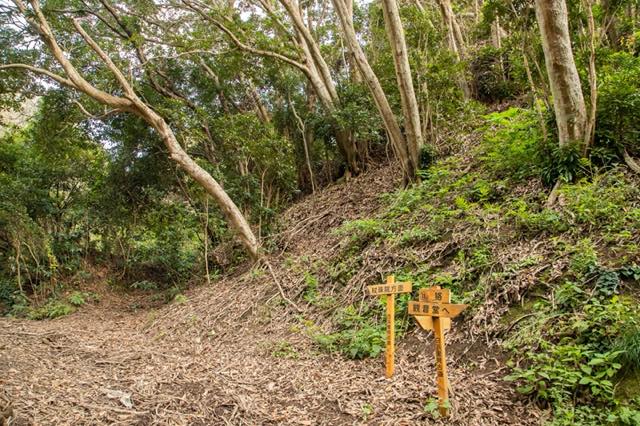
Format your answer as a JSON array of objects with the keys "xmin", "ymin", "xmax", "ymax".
[
  {"xmin": 535, "ymin": 0, "xmax": 587, "ymax": 147},
  {"xmin": 136, "ymin": 104, "xmax": 260, "ymax": 259},
  {"xmin": 5, "ymin": 0, "xmax": 261, "ymax": 260}
]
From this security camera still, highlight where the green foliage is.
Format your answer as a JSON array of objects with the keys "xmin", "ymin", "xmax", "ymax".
[
  {"xmin": 360, "ymin": 402, "xmax": 374, "ymax": 419},
  {"xmin": 301, "ymin": 272, "xmax": 316, "ymax": 304},
  {"xmin": 481, "ymin": 107, "xmax": 544, "ymax": 181},
  {"xmin": 313, "ymin": 306, "xmax": 386, "ymax": 359},
  {"xmin": 67, "ymin": 291, "xmax": 86, "ymax": 307},
  {"xmin": 27, "ymin": 300, "xmax": 75, "ymax": 320},
  {"xmin": 173, "ymin": 293, "xmax": 188, "ymax": 304},
  {"xmin": 507, "ymin": 200, "xmax": 569, "ymax": 235},
  {"xmin": 505, "ymin": 261, "xmax": 640, "ymax": 421},
  {"xmin": 336, "ymin": 219, "xmax": 388, "ymax": 254},
  {"xmin": 471, "ymin": 45, "xmax": 523, "ymax": 103},
  {"xmin": 614, "ymin": 325, "xmax": 640, "ymax": 374},
  {"xmin": 567, "ymin": 239, "xmax": 599, "ymax": 278},
  {"xmin": 0, "ymin": 92, "xmax": 107, "ymax": 305},
  {"xmin": 596, "ymin": 52, "xmax": 640, "ymax": 157},
  {"xmin": 271, "ymin": 340, "xmax": 299, "ymax": 359},
  {"xmin": 561, "ymin": 173, "xmax": 637, "ymax": 230},
  {"xmin": 130, "ymin": 280, "xmax": 159, "ymax": 291},
  {"xmin": 506, "ymin": 345, "xmax": 623, "ymax": 403},
  {"xmin": 211, "ymin": 113, "xmax": 297, "ymax": 217},
  {"xmin": 541, "ymin": 142, "xmax": 590, "ymax": 186},
  {"xmin": 396, "ymin": 226, "xmax": 440, "ymax": 247}
]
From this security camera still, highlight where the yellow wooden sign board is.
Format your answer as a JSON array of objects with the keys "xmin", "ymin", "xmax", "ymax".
[
  {"xmin": 408, "ymin": 301, "xmax": 468, "ymax": 318},
  {"xmin": 366, "ymin": 281, "xmax": 412, "ymax": 296},
  {"xmin": 415, "ymin": 287, "xmax": 451, "ymax": 331},
  {"xmin": 408, "ymin": 285, "xmax": 468, "ymax": 417},
  {"xmin": 365, "ymin": 275, "xmax": 410, "ymax": 378}
]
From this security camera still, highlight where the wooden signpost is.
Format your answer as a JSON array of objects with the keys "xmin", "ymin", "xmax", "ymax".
[
  {"xmin": 366, "ymin": 276, "xmax": 412, "ymax": 378},
  {"xmin": 409, "ymin": 286, "xmax": 467, "ymax": 417}
]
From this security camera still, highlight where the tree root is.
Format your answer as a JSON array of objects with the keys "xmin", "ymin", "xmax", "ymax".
[
  {"xmin": 262, "ymin": 259, "xmax": 302, "ymax": 313},
  {"xmin": 546, "ymin": 180, "xmax": 561, "ymax": 208},
  {"xmin": 624, "ymin": 149, "xmax": 640, "ymax": 174}
]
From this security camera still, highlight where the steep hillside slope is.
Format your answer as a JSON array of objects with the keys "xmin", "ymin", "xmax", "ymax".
[
  {"xmin": 0, "ymin": 163, "xmax": 542, "ymax": 425},
  {"xmin": 2, "ymin": 108, "xmax": 640, "ymax": 425}
]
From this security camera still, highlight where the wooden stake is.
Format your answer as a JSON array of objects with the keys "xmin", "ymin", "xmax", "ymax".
[
  {"xmin": 385, "ymin": 275, "xmax": 395, "ymax": 378},
  {"xmin": 433, "ymin": 316, "xmax": 449, "ymax": 417},
  {"xmin": 365, "ymin": 275, "xmax": 411, "ymax": 378}
]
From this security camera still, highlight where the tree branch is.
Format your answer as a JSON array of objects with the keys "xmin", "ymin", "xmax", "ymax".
[
  {"xmin": 623, "ymin": 149, "xmax": 640, "ymax": 175},
  {"xmin": 71, "ymin": 18, "xmax": 135, "ymax": 98},
  {"xmin": 73, "ymin": 100, "xmax": 123, "ymax": 119},
  {"xmin": 181, "ymin": 0, "xmax": 309, "ymax": 72},
  {"xmin": 0, "ymin": 63, "xmax": 77, "ymax": 88},
  {"xmin": 23, "ymin": 0, "xmax": 133, "ymax": 110}
]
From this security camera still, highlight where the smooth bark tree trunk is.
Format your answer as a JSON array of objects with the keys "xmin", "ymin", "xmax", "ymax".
[
  {"xmin": 492, "ymin": 16, "xmax": 505, "ymax": 81},
  {"xmin": 345, "ymin": 0, "xmax": 362, "ymax": 83},
  {"xmin": 535, "ymin": 0, "xmax": 587, "ymax": 147},
  {"xmin": 282, "ymin": 0, "xmax": 362, "ymax": 175},
  {"xmin": 381, "ymin": 0, "xmax": 423, "ymax": 168},
  {"xmin": 583, "ymin": 0, "xmax": 597, "ymax": 154},
  {"xmin": 437, "ymin": 0, "xmax": 471, "ymax": 99},
  {"xmin": 332, "ymin": 0, "xmax": 417, "ymax": 181},
  {"xmin": 279, "ymin": 0, "xmax": 338, "ymax": 102},
  {"xmin": 136, "ymin": 103, "xmax": 260, "ymax": 259}
]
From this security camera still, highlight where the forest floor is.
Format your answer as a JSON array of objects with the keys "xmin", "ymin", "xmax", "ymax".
[{"xmin": 0, "ymin": 166, "xmax": 546, "ymax": 425}]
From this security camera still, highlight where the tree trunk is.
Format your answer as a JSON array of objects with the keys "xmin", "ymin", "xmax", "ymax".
[
  {"xmin": 279, "ymin": 0, "xmax": 338, "ymax": 102},
  {"xmin": 345, "ymin": 0, "xmax": 362, "ymax": 83},
  {"xmin": 381, "ymin": 0, "xmax": 423, "ymax": 169},
  {"xmin": 535, "ymin": 0, "xmax": 587, "ymax": 147},
  {"xmin": 332, "ymin": 0, "xmax": 416, "ymax": 182},
  {"xmin": 492, "ymin": 16, "xmax": 505, "ymax": 81},
  {"xmin": 136, "ymin": 104, "xmax": 260, "ymax": 258},
  {"xmin": 203, "ymin": 196, "xmax": 210, "ymax": 285},
  {"xmin": 290, "ymin": 97, "xmax": 317, "ymax": 192},
  {"xmin": 437, "ymin": 0, "xmax": 471, "ymax": 99},
  {"xmin": 282, "ymin": 0, "xmax": 362, "ymax": 175},
  {"xmin": 583, "ymin": 0, "xmax": 597, "ymax": 154}
]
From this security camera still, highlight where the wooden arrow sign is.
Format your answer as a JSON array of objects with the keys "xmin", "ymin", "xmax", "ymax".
[
  {"xmin": 408, "ymin": 301, "xmax": 468, "ymax": 318},
  {"xmin": 408, "ymin": 286, "xmax": 469, "ymax": 418},
  {"xmin": 416, "ymin": 286, "xmax": 451, "ymax": 331}
]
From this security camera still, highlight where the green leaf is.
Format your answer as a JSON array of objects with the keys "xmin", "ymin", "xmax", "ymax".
[
  {"xmin": 516, "ymin": 385, "xmax": 534, "ymax": 394},
  {"xmin": 580, "ymin": 365, "xmax": 593, "ymax": 375}
]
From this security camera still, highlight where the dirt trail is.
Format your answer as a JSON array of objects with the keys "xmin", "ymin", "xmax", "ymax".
[{"xmin": 1, "ymin": 165, "xmax": 545, "ymax": 425}]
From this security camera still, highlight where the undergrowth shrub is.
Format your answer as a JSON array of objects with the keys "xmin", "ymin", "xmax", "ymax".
[
  {"xmin": 596, "ymin": 52, "xmax": 640, "ymax": 158},
  {"xmin": 312, "ymin": 305, "xmax": 386, "ymax": 359},
  {"xmin": 614, "ymin": 324, "xmax": 640, "ymax": 374},
  {"xmin": 507, "ymin": 199, "xmax": 569, "ymax": 235},
  {"xmin": 471, "ymin": 45, "xmax": 523, "ymax": 103},
  {"xmin": 481, "ymin": 107, "xmax": 544, "ymax": 181},
  {"xmin": 27, "ymin": 300, "xmax": 75, "ymax": 320},
  {"xmin": 505, "ymin": 256, "xmax": 640, "ymax": 424}
]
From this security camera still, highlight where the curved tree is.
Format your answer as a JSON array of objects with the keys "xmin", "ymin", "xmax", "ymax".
[{"xmin": 0, "ymin": 0, "xmax": 260, "ymax": 259}]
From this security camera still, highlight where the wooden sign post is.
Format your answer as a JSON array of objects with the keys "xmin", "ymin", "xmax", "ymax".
[
  {"xmin": 408, "ymin": 286, "xmax": 467, "ymax": 417},
  {"xmin": 366, "ymin": 276, "xmax": 412, "ymax": 378}
]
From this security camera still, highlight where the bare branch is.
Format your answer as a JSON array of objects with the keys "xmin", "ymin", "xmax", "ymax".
[{"xmin": 73, "ymin": 100, "xmax": 123, "ymax": 119}]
